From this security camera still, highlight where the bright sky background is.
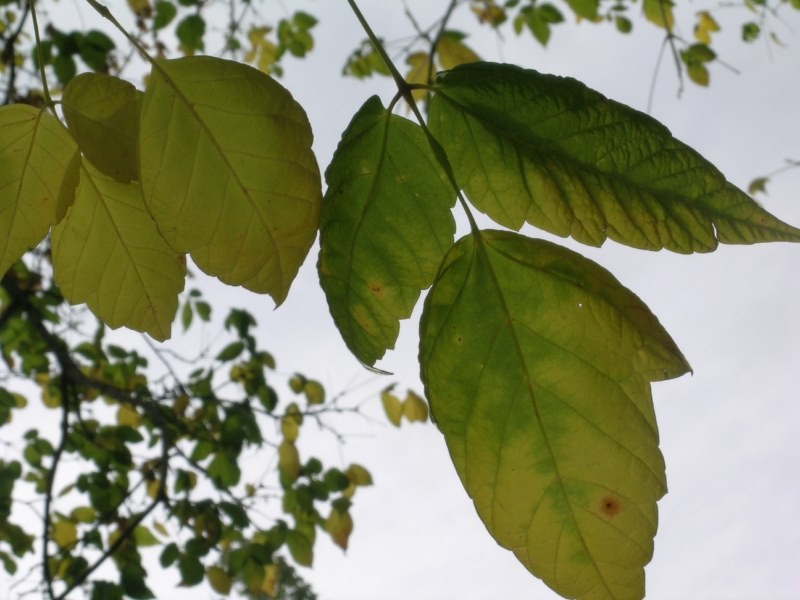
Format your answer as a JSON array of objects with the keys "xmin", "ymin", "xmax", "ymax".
[
  {"xmin": 254, "ymin": 3, "xmax": 800, "ymax": 599},
  {"xmin": 3, "ymin": 2, "xmax": 800, "ymax": 599}
]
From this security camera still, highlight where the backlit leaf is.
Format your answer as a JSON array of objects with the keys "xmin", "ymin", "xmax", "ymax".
[
  {"xmin": 420, "ymin": 230, "xmax": 691, "ymax": 600},
  {"xmin": 402, "ymin": 390, "xmax": 429, "ymax": 423},
  {"xmin": 380, "ymin": 389, "xmax": 403, "ymax": 427},
  {"xmin": 206, "ymin": 565, "xmax": 232, "ymax": 595},
  {"xmin": 319, "ymin": 96, "xmax": 454, "ymax": 365},
  {"xmin": 62, "ymin": 73, "xmax": 142, "ymax": 183},
  {"xmin": 565, "ymin": 0, "xmax": 599, "ymax": 20},
  {"xmin": 0, "ymin": 105, "xmax": 80, "ymax": 277},
  {"xmin": 436, "ymin": 32, "xmax": 481, "ymax": 70},
  {"xmin": 286, "ymin": 529, "xmax": 313, "ymax": 566},
  {"xmin": 52, "ymin": 519, "xmax": 77, "ymax": 550},
  {"xmin": 51, "ymin": 161, "xmax": 185, "ymax": 341},
  {"xmin": 140, "ymin": 56, "xmax": 321, "ymax": 303},
  {"xmin": 429, "ymin": 62, "xmax": 800, "ymax": 253},
  {"xmin": 643, "ymin": 0, "xmax": 674, "ymax": 29}
]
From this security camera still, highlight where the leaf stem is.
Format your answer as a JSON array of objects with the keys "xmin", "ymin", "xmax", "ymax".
[
  {"xmin": 83, "ymin": 0, "xmax": 154, "ymax": 64},
  {"xmin": 27, "ymin": 0, "xmax": 53, "ymax": 110},
  {"xmin": 345, "ymin": 0, "xmax": 415, "ymax": 106}
]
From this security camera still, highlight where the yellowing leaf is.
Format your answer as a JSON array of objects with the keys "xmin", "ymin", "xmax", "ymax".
[
  {"xmin": 429, "ymin": 63, "xmax": 800, "ymax": 253},
  {"xmin": 0, "ymin": 105, "xmax": 80, "ymax": 277},
  {"xmin": 345, "ymin": 463, "xmax": 373, "ymax": 486},
  {"xmin": 261, "ymin": 564, "xmax": 278, "ymax": 596},
  {"xmin": 133, "ymin": 525, "xmax": 161, "ymax": 547},
  {"xmin": 402, "ymin": 390, "xmax": 429, "ymax": 423},
  {"xmin": 281, "ymin": 402, "xmax": 302, "ymax": 442},
  {"xmin": 324, "ymin": 509, "xmax": 353, "ymax": 550},
  {"xmin": 116, "ymin": 402, "xmax": 140, "ymax": 427},
  {"xmin": 405, "ymin": 52, "xmax": 431, "ymax": 103},
  {"xmin": 303, "ymin": 379, "xmax": 325, "ymax": 404},
  {"xmin": 52, "ymin": 519, "xmax": 77, "ymax": 550},
  {"xmin": 420, "ymin": 230, "xmax": 691, "ymax": 600},
  {"xmin": 70, "ymin": 506, "xmax": 96, "ymax": 523},
  {"xmin": 380, "ymin": 389, "xmax": 403, "ymax": 427},
  {"xmin": 62, "ymin": 73, "xmax": 143, "ymax": 183},
  {"xmin": 139, "ymin": 56, "xmax": 322, "ymax": 303},
  {"xmin": 278, "ymin": 440, "xmax": 301, "ymax": 483},
  {"xmin": 319, "ymin": 97, "xmax": 454, "ymax": 365},
  {"xmin": 51, "ymin": 161, "xmax": 185, "ymax": 341},
  {"xmin": 206, "ymin": 565, "xmax": 232, "ymax": 595},
  {"xmin": 436, "ymin": 33, "xmax": 481, "ymax": 70}
]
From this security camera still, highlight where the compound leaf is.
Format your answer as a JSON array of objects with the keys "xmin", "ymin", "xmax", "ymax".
[
  {"xmin": 319, "ymin": 96, "xmax": 454, "ymax": 365},
  {"xmin": 62, "ymin": 73, "xmax": 142, "ymax": 183},
  {"xmin": 429, "ymin": 62, "xmax": 800, "ymax": 253},
  {"xmin": 0, "ymin": 105, "xmax": 80, "ymax": 277},
  {"xmin": 52, "ymin": 161, "xmax": 185, "ymax": 340},
  {"xmin": 139, "ymin": 56, "xmax": 321, "ymax": 303},
  {"xmin": 420, "ymin": 230, "xmax": 690, "ymax": 600}
]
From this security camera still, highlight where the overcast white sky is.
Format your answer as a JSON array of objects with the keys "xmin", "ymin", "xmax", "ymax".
[
  {"xmin": 257, "ymin": 3, "xmax": 800, "ymax": 599},
  {"xmin": 4, "ymin": 2, "xmax": 800, "ymax": 599}
]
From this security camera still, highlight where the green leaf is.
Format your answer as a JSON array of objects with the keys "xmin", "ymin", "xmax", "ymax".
[
  {"xmin": 286, "ymin": 529, "xmax": 313, "ymax": 567},
  {"xmin": 318, "ymin": 96, "xmax": 455, "ymax": 365},
  {"xmin": 176, "ymin": 14, "xmax": 206, "ymax": 51},
  {"xmin": 565, "ymin": 0, "xmax": 599, "ymax": 20},
  {"xmin": 643, "ymin": 0, "xmax": 674, "ymax": 29},
  {"xmin": 206, "ymin": 565, "xmax": 232, "ymax": 595},
  {"xmin": 139, "ymin": 56, "xmax": 322, "ymax": 302},
  {"xmin": 0, "ymin": 105, "xmax": 80, "ymax": 277},
  {"xmin": 429, "ymin": 62, "xmax": 800, "ymax": 253},
  {"xmin": 419, "ymin": 230, "xmax": 691, "ymax": 600},
  {"xmin": 153, "ymin": 1, "xmax": 177, "ymax": 30},
  {"xmin": 51, "ymin": 161, "xmax": 185, "ymax": 341},
  {"xmin": 62, "ymin": 73, "xmax": 142, "ymax": 183}
]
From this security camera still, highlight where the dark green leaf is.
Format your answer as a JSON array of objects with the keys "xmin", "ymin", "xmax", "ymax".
[
  {"xmin": 154, "ymin": 1, "xmax": 178, "ymax": 30},
  {"xmin": 176, "ymin": 15, "xmax": 206, "ymax": 51},
  {"xmin": 429, "ymin": 62, "xmax": 800, "ymax": 253},
  {"xmin": 319, "ymin": 96, "xmax": 455, "ymax": 365}
]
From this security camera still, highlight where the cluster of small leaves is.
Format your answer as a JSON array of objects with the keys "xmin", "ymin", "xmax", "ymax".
[
  {"xmin": 32, "ymin": 27, "xmax": 116, "ymax": 85},
  {"xmin": 0, "ymin": 267, "xmax": 370, "ymax": 598}
]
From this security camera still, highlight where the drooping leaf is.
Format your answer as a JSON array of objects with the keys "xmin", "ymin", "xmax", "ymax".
[
  {"xmin": 62, "ymin": 73, "xmax": 143, "ymax": 183},
  {"xmin": 0, "ymin": 105, "xmax": 80, "ymax": 277},
  {"xmin": 51, "ymin": 161, "xmax": 185, "ymax": 341},
  {"xmin": 319, "ymin": 96, "xmax": 455, "ymax": 365},
  {"xmin": 419, "ymin": 230, "xmax": 691, "ymax": 600},
  {"xmin": 643, "ymin": 0, "xmax": 674, "ymax": 29},
  {"xmin": 380, "ymin": 388, "xmax": 403, "ymax": 427},
  {"xmin": 565, "ymin": 0, "xmax": 599, "ymax": 20},
  {"xmin": 139, "ymin": 56, "xmax": 321, "ymax": 303},
  {"xmin": 429, "ymin": 62, "xmax": 800, "ymax": 253}
]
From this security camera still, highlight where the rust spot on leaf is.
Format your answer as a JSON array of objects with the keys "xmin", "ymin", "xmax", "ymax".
[{"xmin": 599, "ymin": 495, "xmax": 622, "ymax": 518}]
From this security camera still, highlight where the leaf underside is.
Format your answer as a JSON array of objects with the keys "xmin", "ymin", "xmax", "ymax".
[
  {"xmin": 420, "ymin": 230, "xmax": 690, "ymax": 600},
  {"xmin": 62, "ymin": 72, "xmax": 143, "ymax": 183},
  {"xmin": 0, "ymin": 105, "xmax": 80, "ymax": 276},
  {"xmin": 139, "ymin": 56, "xmax": 322, "ymax": 303},
  {"xmin": 429, "ymin": 62, "xmax": 800, "ymax": 253},
  {"xmin": 52, "ymin": 161, "xmax": 185, "ymax": 341},
  {"xmin": 319, "ymin": 96, "xmax": 455, "ymax": 366}
]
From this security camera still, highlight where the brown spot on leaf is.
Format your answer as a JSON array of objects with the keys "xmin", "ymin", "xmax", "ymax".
[{"xmin": 599, "ymin": 495, "xmax": 622, "ymax": 518}]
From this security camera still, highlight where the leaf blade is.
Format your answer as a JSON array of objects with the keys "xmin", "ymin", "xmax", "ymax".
[
  {"xmin": 429, "ymin": 62, "xmax": 800, "ymax": 253},
  {"xmin": 318, "ymin": 96, "xmax": 455, "ymax": 365},
  {"xmin": 419, "ymin": 230, "xmax": 690, "ymax": 600},
  {"xmin": 51, "ymin": 161, "xmax": 185, "ymax": 340},
  {"xmin": 0, "ymin": 106, "xmax": 80, "ymax": 276},
  {"xmin": 139, "ymin": 56, "xmax": 321, "ymax": 302},
  {"xmin": 62, "ymin": 73, "xmax": 142, "ymax": 183}
]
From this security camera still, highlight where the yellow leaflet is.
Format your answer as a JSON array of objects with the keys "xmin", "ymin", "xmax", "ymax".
[{"xmin": 51, "ymin": 161, "xmax": 185, "ymax": 341}]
